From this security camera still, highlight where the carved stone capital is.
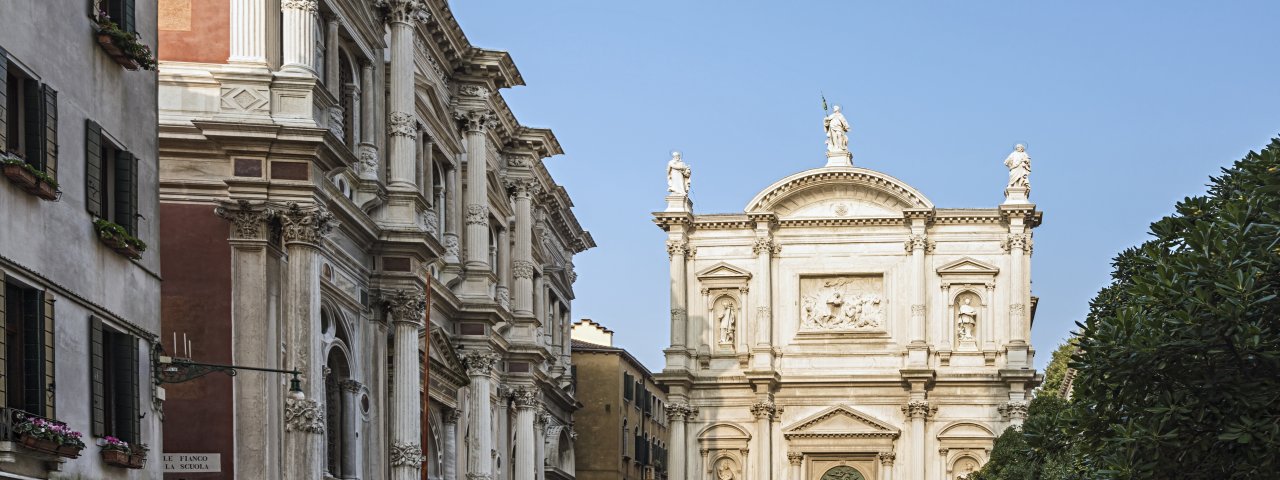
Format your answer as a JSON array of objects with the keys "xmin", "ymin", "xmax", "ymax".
[
  {"xmin": 512, "ymin": 260, "xmax": 536, "ymax": 279},
  {"xmin": 465, "ymin": 204, "xmax": 489, "ymax": 226},
  {"xmin": 454, "ymin": 108, "xmax": 498, "ymax": 133},
  {"xmin": 787, "ymin": 451, "xmax": 804, "ymax": 466},
  {"xmin": 337, "ymin": 379, "xmax": 363, "ymax": 393},
  {"xmin": 664, "ymin": 402, "xmax": 697, "ymax": 421},
  {"xmin": 752, "ymin": 235, "xmax": 781, "ymax": 256},
  {"xmin": 901, "ymin": 400, "xmax": 936, "ymax": 419},
  {"xmin": 382, "ymin": 289, "xmax": 426, "ymax": 325},
  {"xmin": 878, "ymin": 451, "xmax": 896, "ymax": 465},
  {"xmin": 444, "ymin": 409, "xmax": 461, "ymax": 424},
  {"xmin": 279, "ymin": 202, "xmax": 337, "ymax": 245},
  {"xmin": 390, "ymin": 441, "xmax": 424, "ymax": 468},
  {"xmin": 666, "ymin": 239, "xmax": 692, "ymax": 258},
  {"xmin": 904, "ymin": 234, "xmax": 935, "ymax": 253},
  {"xmin": 214, "ymin": 199, "xmax": 275, "ymax": 240},
  {"xmin": 670, "ymin": 308, "xmax": 687, "ymax": 323},
  {"xmin": 375, "ymin": 0, "xmax": 429, "ymax": 25},
  {"xmin": 460, "ymin": 351, "xmax": 499, "ymax": 377},
  {"xmin": 510, "ymin": 387, "xmax": 538, "ymax": 409},
  {"xmin": 285, "ymin": 398, "xmax": 325, "ymax": 434},
  {"xmin": 998, "ymin": 400, "xmax": 1029, "ymax": 420},
  {"xmin": 1001, "ymin": 233, "xmax": 1030, "ymax": 252},
  {"xmin": 389, "ymin": 111, "xmax": 418, "ymax": 139},
  {"xmin": 749, "ymin": 401, "xmax": 777, "ymax": 420},
  {"xmin": 504, "ymin": 177, "xmax": 540, "ymax": 198},
  {"xmin": 281, "ymin": 0, "xmax": 318, "ymax": 12}
]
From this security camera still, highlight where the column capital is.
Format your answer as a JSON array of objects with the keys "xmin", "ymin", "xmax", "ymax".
[
  {"xmin": 512, "ymin": 260, "xmax": 536, "ymax": 279},
  {"xmin": 375, "ymin": 0, "xmax": 429, "ymax": 25},
  {"xmin": 460, "ymin": 351, "xmax": 500, "ymax": 377},
  {"xmin": 389, "ymin": 111, "xmax": 419, "ymax": 139},
  {"xmin": 337, "ymin": 379, "xmax": 363, "ymax": 393},
  {"xmin": 1001, "ymin": 233, "xmax": 1031, "ymax": 252},
  {"xmin": 284, "ymin": 398, "xmax": 325, "ymax": 434},
  {"xmin": 214, "ymin": 199, "xmax": 275, "ymax": 240},
  {"xmin": 279, "ymin": 202, "xmax": 338, "ymax": 246},
  {"xmin": 382, "ymin": 288, "xmax": 427, "ymax": 325},
  {"xmin": 454, "ymin": 108, "xmax": 498, "ymax": 133},
  {"xmin": 752, "ymin": 235, "xmax": 781, "ymax": 256},
  {"xmin": 281, "ymin": 0, "xmax": 318, "ymax": 12},
  {"xmin": 998, "ymin": 400, "xmax": 1029, "ymax": 421},
  {"xmin": 510, "ymin": 387, "xmax": 538, "ymax": 409},
  {"xmin": 901, "ymin": 400, "xmax": 937, "ymax": 419},
  {"xmin": 504, "ymin": 177, "xmax": 541, "ymax": 199},
  {"xmin": 750, "ymin": 401, "xmax": 777, "ymax": 420},
  {"xmin": 390, "ymin": 441, "xmax": 425, "ymax": 468},
  {"xmin": 878, "ymin": 451, "xmax": 896, "ymax": 465},
  {"xmin": 444, "ymin": 408, "xmax": 461, "ymax": 425},
  {"xmin": 666, "ymin": 239, "xmax": 695, "ymax": 259},
  {"xmin": 904, "ymin": 233, "xmax": 936, "ymax": 253},
  {"xmin": 787, "ymin": 451, "xmax": 804, "ymax": 465},
  {"xmin": 664, "ymin": 402, "xmax": 697, "ymax": 421}
]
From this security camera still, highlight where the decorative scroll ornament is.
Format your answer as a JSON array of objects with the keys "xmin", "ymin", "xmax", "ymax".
[
  {"xmin": 878, "ymin": 451, "xmax": 896, "ymax": 465},
  {"xmin": 901, "ymin": 400, "xmax": 936, "ymax": 419},
  {"xmin": 454, "ymin": 109, "xmax": 499, "ymax": 133},
  {"xmin": 496, "ymin": 286, "xmax": 510, "ymax": 311},
  {"xmin": 460, "ymin": 351, "xmax": 499, "ymax": 377},
  {"xmin": 443, "ymin": 235, "xmax": 460, "ymax": 259},
  {"xmin": 565, "ymin": 261, "xmax": 577, "ymax": 284},
  {"xmin": 510, "ymin": 387, "xmax": 538, "ymax": 409},
  {"xmin": 383, "ymin": 289, "xmax": 427, "ymax": 325},
  {"xmin": 666, "ymin": 239, "xmax": 691, "ymax": 258},
  {"xmin": 389, "ymin": 111, "xmax": 418, "ymax": 138},
  {"xmin": 375, "ymin": 0, "xmax": 430, "ymax": 25},
  {"xmin": 390, "ymin": 441, "xmax": 425, "ymax": 467},
  {"xmin": 280, "ymin": 202, "xmax": 338, "ymax": 245},
  {"xmin": 904, "ymin": 234, "xmax": 935, "ymax": 253},
  {"xmin": 285, "ymin": 398, "xmax": 325, "ymax": 434},
  {"xmin": 752, "ymin": 236, "xmax": 781, "ymax": 256},
  {"xmin": 328, "ymin": 106, "xmax": 345, "ymax": 139},
  {"xmin": 512, "ymin": 260, "xmax": 536, "ymax": 279},
  {"xmin": 214, "ymin": 199, "xmax": 274, "ymax": 240},
  {"xmin": 787, "ymin": 452, "xmax": 804, "ymax": 466},
  {"xmin": 281, "ymin": 0, "xmax": 318, "ymax": 12},
  {"xmin": 664, "ymin": 402, "xmax": 697, "ymax": 421},
  {"xmin": 465, "ymin": 204, "xmax": 488, "ymax": 226},
  {"xmin": 357, "ymin": 145, "xmax": 380, "ymax": 180},
  {"xmin": 998, "ymin": 400, "xmax": 1029, "ymax": 420},
  {"xmin": 750, "ymin": 401, "xmax": 777, "ymax": 420},
  {"xmin": 421, "ymin": 210, "xmax": 439, "ymax": 236}
]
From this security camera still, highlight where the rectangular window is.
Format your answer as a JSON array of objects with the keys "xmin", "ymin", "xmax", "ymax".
[
  {"xmin": 2, "ymin": 279, "xmax": 54, "ymax": 418},
  {"xmin": 623, "ymin": 373, "xmax": 633, "ymax": 401},
  {"xmin": 85, "ymin": 121, "xmax": 138, "ymax": 233},
  {"xmin": 96, "ymin": 0, "xmax": 136, "ymax": 33},
  {"xmin": 1, "ymin": 47, "xmax": 58, "ymax": 182},
  {"xmin": 90, "ymin": 317, "xmax": 139, "ymax": 443}
]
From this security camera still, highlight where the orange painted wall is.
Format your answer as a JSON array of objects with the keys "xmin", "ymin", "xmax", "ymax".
[{"xmin": 158, "ymin": 0, "xmax": 229, "ymax": 63}]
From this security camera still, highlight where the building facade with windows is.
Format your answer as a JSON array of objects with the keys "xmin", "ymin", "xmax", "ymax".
[
  {"xmin": 155, "ymin": 0, "xmax": 592, "ymax": 479},
  {"xmin": 571, "ymin": 320, "xmax": 669, "ymax": 480},
  {"xmin": 654, "ymin": 130, "xmax": 1042, "ymax": 480},
  {"xmin": 0, "ymin": 0, "xmax": 162, "ymax": 478}
]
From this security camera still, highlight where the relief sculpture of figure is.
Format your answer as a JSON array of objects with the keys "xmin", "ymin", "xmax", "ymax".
[
  {"xmin": 1004, "ymin": 144, "xmax": 1031, "ymax": 189},
  {"xmin": 957, "ymin": 298, "xmax": 977, "ymax": 341},
  {"xmin": 718, "ymin": 302, "xmax": 736, "ymax": 345},
  {"xmin": 824, "ymin": 105, "xmax": 851, "ymax": 153},
  {"xmin": 666, "ymin": 151, "xmax": 692, "ymax": 195},
  {"xmin": 717, "ymin": 462, "xmax": 735, "ymax": 480}
]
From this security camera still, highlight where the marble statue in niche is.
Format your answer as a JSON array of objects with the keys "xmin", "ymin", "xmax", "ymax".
[
  {"xmin": 1004, "ymin": 144, "xmax": 1031, "ymax": 189},
  {"xmin": 824, "ymin": 105, "xmax": 851, "ymax": 154},
  {"xmin": 717, "ymin": 300, "xmax": 736, "ymax": 345},
  {"xmin": 666, "ymin": 151, "xmax": 691, "ymax": 195},
  {"xmin": 954, "ymin": 456, "xmax": 981, "ymax": 479},
  {"xmin": 800, "ymin": 276, "xmax": 885, "ymax": 332},
  {"xmin": 957, "ymin": 298, "xmax": 977, "ymax": 341},
  {"xmin": 716, "ymin": 459, "xmax": 736, "ymax": 480}
]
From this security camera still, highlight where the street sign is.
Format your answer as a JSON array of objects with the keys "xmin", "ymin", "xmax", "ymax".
[{"xmin": 162, "ymin": 453, "xmax": 221, "ymax": 473}]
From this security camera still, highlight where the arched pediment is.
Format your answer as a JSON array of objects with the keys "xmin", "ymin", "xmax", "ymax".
[
  {"xmin": 745, "ymin": 167, "xmax": 933, "ymax": 218},
  {"xmin": 697, "ymin": 422, "xmax": 752, "ymax": 441},
  {"xmin": 783, "ymin": 405, "xmax": 900, "ymax": 439},
  {"xmin": 937, "ymin": 421, "xmax": 995, "ymax": 441}
]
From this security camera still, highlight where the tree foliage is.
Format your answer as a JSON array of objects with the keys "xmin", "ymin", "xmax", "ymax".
[{"xmin": 1038, "ymin": 340, "xmax": 1077, "ymax": 399}]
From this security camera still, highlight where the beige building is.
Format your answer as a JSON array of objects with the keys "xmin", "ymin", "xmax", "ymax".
[
  {"xmin": 655, "ymin": 118, "xmax": 1042, "ymax": 480},
  {"xmin": 0, "ymin": 0, "xmax": 163, "ymax": 478},
  {"xmin": 155, "ymin": 0, "xmax": 591, "ymax": 479},
  {"xmin": 571, "ymin": 320, "xmax": 669, "ymax": 480}
]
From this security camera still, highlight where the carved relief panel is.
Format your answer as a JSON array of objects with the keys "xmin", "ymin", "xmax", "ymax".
[{"xmin": 798, "ymin": 275, "xmax": 886, "ymax": 336}]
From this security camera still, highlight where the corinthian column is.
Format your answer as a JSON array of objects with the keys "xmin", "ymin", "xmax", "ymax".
[
  {"xmin": 750, "ymin": 401, "xmax": 776, "ymax": 480},
  {"xmin": 385, "ymin": 289, "xmax": 426, "ymax": 479},
  {"xmin": 751, "ymin": 225, "xmax": 778, "ymax": 370},
  {"xmin": 903, "ymin": 209, "xmax": 933, "ymax": 366},
  {"xmin": 1005, "ymin": 232, "xmax": 1030, "ymax": 366},
  {"xmin": 878, "ymin": 452, "xmax": 896, "ymax": 480},
  {"xmin": 279, "ymin": 202, "xmax": 337, "ymax": 478},
  {"xmin": 357, "ymin": 63, "xmax": 379, "ymax": 180},
  {"xmin": 461, "ymin": 352, "xmax": 499, "ymax": 480},
  {"xmin": 214, "ymin": 200, "xmax": 279, "ymax": 480},
  {"xmin": 665, "ymin": 403, "xmax": 695, "ymax": 480},
  {"xmin": 511, "ymin": 388, "xmax": 537, "ymax": 480},
  {"xmin": 228, "ymin": 0, "xmax": 268, "ymax": 64},
  {"xmin": 667, "ymin": 238, "xmax": 691, "ymax": 348},
  {"xmin": 507, "ymin": 178, "xmax": 538, "ymax": 318},
  {"xmin": 787, "ymin": 452, "xmax": 803, "ymax": 480},
  {"xmin": 444, "ymin": 410, "xmax": 460, "ymax": 480},
  {"xmin": 456, "ymin": 108, "xmax": 498, "ymax": 291},
  {"xmin": 901, "ymin": 400, "xmax": 935, "ymax": 480},
  {"xmin": 280, "ymin": 0, "xmax": 319, "ymax": 72},
  {"xmin": 384, "ymin": 1, "xmax": 427, "ymax": 189}
]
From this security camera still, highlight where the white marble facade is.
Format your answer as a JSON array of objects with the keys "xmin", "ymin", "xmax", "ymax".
[{"xmin": 655, "ymin": 127, "xmax": 1042, "ymax": 480}]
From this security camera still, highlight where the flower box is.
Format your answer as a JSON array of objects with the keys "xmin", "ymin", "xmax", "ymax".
[
  {"xmin": 19, "ymin": 434, "xmax": 82, "ymax": 459},
  {"xmin": 98, "ymin": 233, "xmax": 142, "ymax": 259},
  {"xmin": 128, "ymin": 453, "xmax": 146, "ymax": 468},
  {"xmin": 2, "ymin": 163, "xmax": 38, "ymax": 189},
  {"xmin": 101, "ymin": 449, "xmax": 145, "ymax": 469},
  {"xmin": 2, "ymin": 160, "xmax": 60, "ymax": 201},
  {"xmin": 95, "ymin": 33, "xmax": 140, "ymax": 71}
]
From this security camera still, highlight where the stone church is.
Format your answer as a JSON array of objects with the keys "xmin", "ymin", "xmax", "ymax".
[{"xmin": 654, "ymin": 108, "xmax": 1041, "ymax": 480}]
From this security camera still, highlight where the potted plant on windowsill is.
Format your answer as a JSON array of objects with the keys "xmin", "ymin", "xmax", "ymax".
[
  {"xmin": 1, "ymin": 153, "xmax": 60, "ymax": 201},
  {"xmin": 99, "ymin": 437, "xmax": 146, "ymax": 469},
  {"xmin": 93, "ymin": 11, "xmax": 156, "ymax": 71},
  {"xmin": 12, "ymin": 413, "xmax": 85, "ymax": 459},
  {"xmin": 127, "ymin": 443, "xmax": 148, "ymax": 468},
  {"xmin": 93, "ymin": 218, "xmax": 147, "ymax": 259}
]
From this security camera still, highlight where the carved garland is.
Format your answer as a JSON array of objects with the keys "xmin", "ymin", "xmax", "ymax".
[
  {"xmin": 465, "ymin": 204, "xmax": 489, "ymax": 226},
  {"xmin": 389, "ymin": 111, "xmax": 418, "ymax": 139},
  {"xmin": 285, "ymin": 398, "xmax": 325, "ymax": 434},
  {"xmin": 512, "ymin": 260, "xmax": 536, "ymax": 279},
  {"xmin": 281, "ymin": 0, "xmax": 318, "ymax": 12},
  {"xmin": 390, "ymin": 441, "xmax": 425, "ymax": 467}
]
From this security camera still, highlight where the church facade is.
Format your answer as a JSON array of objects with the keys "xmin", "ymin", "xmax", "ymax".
[{"xmin": 654, "ymin": 113, "xmax": 1041, "ymax": 480}]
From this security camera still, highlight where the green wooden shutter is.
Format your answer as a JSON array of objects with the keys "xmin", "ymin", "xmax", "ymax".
[
  {"xmin": 41, "ymin": 85, "xmax": 56, "ymax": 182},
  {"xmin": 85, "ymin": 120, "xmax": 103, "ymax": 217},
  {"xmin": 41, "ymin": 292, "xmax": 54, "ymax": 419},
  {"xmin": 122, "ymin": 0, "xmax": 136, "ymax": 33},
  {"xmin": 125, "ymin": 334, "xmax": 139, "ymax": 443},
  {"xmin": 20, "ymin": 290, "xmax": 40, "ymax": 415},
  {"xmin": 89, "ymin": 317, "xmax": 104, "ymax": 436},
  {"xmin": 0, "ymin": 273, "xmax": 7, "ymax": 409},
  {"xmin": 114, "ymin": 150, "xmax": 135, "ymax": 234},
  {"xmin": 22, "ymin": 78, "xmax": 42, "ymax": 169},
  {"xmin": 0, "ymin": 48, "xmax": 9, "ymax": 152}
]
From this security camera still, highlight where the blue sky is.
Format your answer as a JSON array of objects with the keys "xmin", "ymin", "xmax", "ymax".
[{"xmin": 451, "ymin": 1, "xmax": 1280, "ymax": 370}]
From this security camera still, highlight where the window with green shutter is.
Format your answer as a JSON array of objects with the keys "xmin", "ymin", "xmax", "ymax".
[
  {"xmin": 1, "ymin": 49, "xmax": 58, "ymax": 182},
  {"xmin": 3, "ymin": 279, "xmax": 51, "ymax": 418},
  {"xmin": 97, "ymin": 0, "xmax": 136, "ymax": 33},
  {"xmin": 90, "ymin": 318, "xmax": 140, "ymax": 443},
  {"xmin": 85, "ymin": 121, "xmax": 139, "ymax": 234}
]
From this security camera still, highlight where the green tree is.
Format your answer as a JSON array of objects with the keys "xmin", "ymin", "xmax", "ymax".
[
  {"xmin": 1038, "ymin": 340, "xmax": 1077, "ymax": 399},
  {"xmin": 970, "ymin": 395, "xmax": 1087, "ymax": 480},
  {"xmin": 1071, "ymin": 139, "xmax": 1280, "ymax": 478}
]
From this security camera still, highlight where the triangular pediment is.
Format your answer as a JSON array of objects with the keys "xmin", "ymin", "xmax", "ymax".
[
  {"xmin": 783, "ymin": 405, "xmax": 899, "ymax": 439},
  {"xmin": 696, "ymin": 262, "xmax": 753, "ymax": 281},
  {"xmin": 936, "ymin": 257, "xmax": 1000, "ymax": 276},
  {"xmin": 429, "ymin": 326, "xmax": 468, "ymax": 385}
]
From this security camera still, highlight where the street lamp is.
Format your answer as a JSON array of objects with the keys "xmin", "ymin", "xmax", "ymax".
[{"xmin": 154, "ymin": 344, "xmax": 306, "ymax": 400}]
